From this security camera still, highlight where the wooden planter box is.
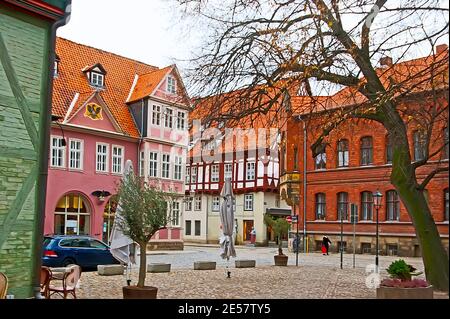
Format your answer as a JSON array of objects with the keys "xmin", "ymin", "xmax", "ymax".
[{"xmin": 376, "ymin": 286, "xmax": 433, "ymax": 299}]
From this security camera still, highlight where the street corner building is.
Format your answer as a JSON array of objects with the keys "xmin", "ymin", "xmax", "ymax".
[
  {"xmin": 44, "ymin": 38, "xmax": 191, "ymax": 250},
  {"xmin": 185, "ymin": 91, "xmax": 291, "ymax": 246},
  {"xmin": 279, "ymin": 47, "xmax": 449, "ymax": 257},
  {"xmin": 0, "ymin": 0, "xmax": 70, "ymax": 298}
]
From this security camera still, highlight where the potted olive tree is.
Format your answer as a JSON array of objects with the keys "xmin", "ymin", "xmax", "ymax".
[
  {"xmin": 377, "ymin": 259, "xmax": 433, "ymax": 299},
  {"xmin": 264, "ymin": 214, "xmax": 290, "ymax": 266},
  {"xmin": 116, "ymin": 172, "xmax": 174, "ymax": 299}
]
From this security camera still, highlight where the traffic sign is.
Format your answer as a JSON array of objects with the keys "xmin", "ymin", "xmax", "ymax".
[
  {"xmin": 286, "ymin": 216, "xmax": 292, "ymax": 223},
  {"xmin": 292, "ymin": 216, "xmax": 298, "ymax": 223}
]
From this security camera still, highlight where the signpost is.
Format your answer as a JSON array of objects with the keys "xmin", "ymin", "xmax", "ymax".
[{"xmin": 351, "ymin": 204, "xmax": 358, "ymax": 268}]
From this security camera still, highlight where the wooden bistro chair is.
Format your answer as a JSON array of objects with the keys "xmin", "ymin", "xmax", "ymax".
[
  {"xmin": 40, "ymin": 266, "xmax": 52, "ymax": 299},
  {"xmin": 0, "ymin": 272, "xmax": 8, "ymax": 299},
  {"xmin": 48, "ymin": 265, "xmax": 81, "ymax": 299}
]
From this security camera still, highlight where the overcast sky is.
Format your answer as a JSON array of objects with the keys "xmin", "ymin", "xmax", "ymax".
[{"xmin": 57, "ymin": 0, "xmax": 200, "ymax": 71}]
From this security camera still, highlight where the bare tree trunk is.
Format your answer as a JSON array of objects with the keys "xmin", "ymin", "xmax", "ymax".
[
  {"xmin": 138, "ymin": 241, "xmax": 147, "ymax": 288},
  {"xmin": 390, "ymin": 137, "xmax": 449, "ymax": 292}
]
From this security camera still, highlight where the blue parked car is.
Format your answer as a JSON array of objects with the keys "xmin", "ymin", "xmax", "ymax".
[{"xmin": 42, "ymin": 235, "xmax": 120, "ymax": 269}]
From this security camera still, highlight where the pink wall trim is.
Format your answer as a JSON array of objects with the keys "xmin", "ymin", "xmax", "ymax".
[{"xmin": 69, "ymin": 95, "xmax": 119, "ymax": 133}]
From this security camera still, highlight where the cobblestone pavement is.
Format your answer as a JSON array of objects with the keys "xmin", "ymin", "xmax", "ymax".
[
  {"xmin": 73, "ymin": 245, "xmax": 447, "ymax": 299},
  {"xmin": 78, "ymin": 265, "xmax": 377, "ymax": 299}
]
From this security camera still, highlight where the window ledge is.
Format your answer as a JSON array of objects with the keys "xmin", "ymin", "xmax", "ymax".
[
  {"xmin": 68, "ymin": 169, "xmax": 84, "ymax": 173},
  {"xmin": 50, "ymin": 166, "xmax": 66, "ymax": 171},
  {"xmin": 95, "ymin": 171, "xmax": 110, "ymax": 175}
]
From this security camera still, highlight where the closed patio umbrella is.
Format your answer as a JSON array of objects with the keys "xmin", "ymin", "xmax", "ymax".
[
  {"xmin": 110, "ymin": 160, "xmax": 136, "ymax": 284},
  {"xmin": 219, "ymin": 177, "xmax": 236, "ymax": 270}
]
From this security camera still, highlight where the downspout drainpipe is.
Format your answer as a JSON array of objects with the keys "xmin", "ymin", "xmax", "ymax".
[
  {"xmin": 298, "ymin": 115, "xmax": 307, "ymax": 254},
  {"xmin": 137, "ymin": 99, "xmax": 144, "ymax": 177},
  {"xmin": 33, "ymin": 2, "xmax": 72, "ymax": 299}
]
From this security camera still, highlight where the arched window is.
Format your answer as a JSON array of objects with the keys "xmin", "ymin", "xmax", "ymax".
[
  {"xmin": 443, "ymin": 127, "xmax": 449, "ymax": 160},
  {"xmin": 413, "ymin": 130, "xmax": 426, "ymax": 161},
  {"xmin": 386, "ymin": 134, "xmax": 393, "ymax": 164},
  {"xmin": 103, "ymin": 196, "xmax": 118, "ymax": 244},
  {"xmin": 360, "ymin": 191, "xmax": 373, "ymax": 220},
  {"xmin": 315, "ymin": 193, "xmax": 326, "ymax": 220},
  {"xmin": 386, "ymin": 190, "xmax": 400, "ymax": 221},
  {"xmin": 337, "ymin": 139, "xmax": 349, "ymax": 167},
  {"xmin": 445, "ymin": 188, "xmax": 449, "ymax": 222},
  {"xmin": 360, "ymin": 136, "xmax": 373, "ymax": 166},
  {"xmin": 54, "ymin": 193, "xmax": 91, "ymax": 235},
  {"xmin": 315, "ymin": 144, "xmax": 326, "ymax": 170},
  {"xmin": 337, "ymin": 192, "xmax": 349, "ymax": 220}
]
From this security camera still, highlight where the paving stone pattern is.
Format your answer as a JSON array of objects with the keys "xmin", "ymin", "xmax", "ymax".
[{"xmin": 74, "ymin": 246, "xmax": 448, "ymax": 299}]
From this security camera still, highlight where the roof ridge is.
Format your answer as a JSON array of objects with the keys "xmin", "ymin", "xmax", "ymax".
[
  {"xmin": 138, "ymin": 64, "xmax": 174, "ymax": 77},
  {"xmin": 57, "ymin": 36, "xmax": 160, "ymax": 70}
]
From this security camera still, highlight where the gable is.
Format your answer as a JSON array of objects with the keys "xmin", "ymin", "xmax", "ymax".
[
  {"xmin": 152, "ymin": 67, "xmax": 191, "ymax": 107},
  {"xmin": 67, "ymin": 93, "xmax": 122, "ymax": 133}
]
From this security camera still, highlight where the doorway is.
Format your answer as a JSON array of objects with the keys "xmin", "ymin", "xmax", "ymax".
[
  {"xmin": 103, "ymin": 196, "xmax": 117, "ymax": 244},
  {"xmin": 243, "ymin": 220, "xmax": 254, "ymax": 242}
]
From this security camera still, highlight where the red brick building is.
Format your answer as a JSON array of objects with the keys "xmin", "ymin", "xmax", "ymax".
[{"xmin": 280, "ymin": 47, "xmax": 449, "ymax": 257}]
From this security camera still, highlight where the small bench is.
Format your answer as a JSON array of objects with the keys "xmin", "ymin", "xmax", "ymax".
[
  {"xmin": 194, "ymin": 261, "xmax": 216, "ymax": 270},
  {"xmin": 97, "ymin": 264, "xmax": 124, "ymax": 276},
  {"xmin": 235, "ymin": 260, "xmax": 256, "ymax": 268},
  {"xmin": 147, "ymin": 263, "xmax": 171, "ymax": 273}
]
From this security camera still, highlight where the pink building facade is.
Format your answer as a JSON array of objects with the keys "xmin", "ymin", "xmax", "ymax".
[{"xmin": 44, "ymin": 38, "xmax": 190, "ymax": 249}]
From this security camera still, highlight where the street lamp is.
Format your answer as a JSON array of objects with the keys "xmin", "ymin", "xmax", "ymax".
[{"xmin": 373, "ymin": 191, "xmax": 383, "ymax": 273}]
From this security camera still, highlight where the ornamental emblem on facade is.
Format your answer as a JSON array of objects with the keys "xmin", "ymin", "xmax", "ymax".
[{"xmin": 84, "ymin": 103, "xmax": 103, "ymax": 121}]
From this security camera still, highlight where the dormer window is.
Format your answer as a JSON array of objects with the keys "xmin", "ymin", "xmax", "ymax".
[
  {"xmin": 82, "ymin": 63, "xmax": 107, "ymax": 88},
  {"xmin": 167, "ymin": 76, "xmax": 176, "ymax": 94},
  {"xmin": 90, "ymin": 72, "xmax": 104, "ymax": 87}
]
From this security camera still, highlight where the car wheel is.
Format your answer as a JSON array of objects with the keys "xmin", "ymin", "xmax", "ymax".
[{"xmin": 63, "ymin": 258, "xmax": 76, "ymax": 267}]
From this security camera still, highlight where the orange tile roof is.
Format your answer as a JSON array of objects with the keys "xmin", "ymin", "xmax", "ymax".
[
  {"xmin": 127, "ymin": 66, "xmax": 174, "ymax": 103},
  {"xmin": 52, "ymin": 37, "xmax": 159, "ymax": 137},
  {"xmin": 292, "ymin": 49, "xmax": 449, "ymax": 115}
]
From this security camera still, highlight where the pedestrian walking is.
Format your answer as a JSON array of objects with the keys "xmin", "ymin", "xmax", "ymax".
[{"xmin": 322, "ymin": 236, "xmax": 332, "ymax": 255}]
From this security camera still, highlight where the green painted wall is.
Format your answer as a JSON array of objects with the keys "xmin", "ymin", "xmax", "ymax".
[{"xmin": 0, "ymin": 5, "xmax": 52, "ymax": 298}]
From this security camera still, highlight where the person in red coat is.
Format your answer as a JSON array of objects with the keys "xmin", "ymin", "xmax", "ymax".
[{"xmin": 322, "ymin": 236, "xmax": 332, "ymax": 255}]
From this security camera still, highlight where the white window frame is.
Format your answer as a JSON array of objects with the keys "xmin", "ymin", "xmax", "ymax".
[
  {"xmin": 177, "ymin": 111, "xmax": 185, "ymax": 130},
  {"xmin": 185, "ymin": 167, "xmax": 191, "ymax": 184},
  {"xmin": 149, "ymin": 152, "xmax": 158, "ymax": 178},
  {"xmin": 68, "ymin": 138, "xmax": 83, "ymax": 170},
  {"xmin": 50, "ymin": 135, "xmax": 66, "ymax": 168},
  {"xmin": 164, "ymin": 108, "xmax": 173, "ymax": 128},
  {"xmin": 174, "ymin": 156, "xmax": 183, "ymax": 180},
  {"xmin": 246, "ymin": 162, "xmax": 255, "ymax": 180},
  {"xmin": 167, "ymin": 76, "xmax": 176, "ymax": 94},
  {"xmin": 194, "ymin": 196, "xmax": 202, "ymax": 211},
  {"xmin": 191, "ymin": 166, "xmax": 198, "ymax": 184},
  {"xmin": 185, "ymin": 197, "xmax": 193, "ymax": 211},
  {"xmin": 162, "ymin": 154, "xmax": 171, "ymax": 179},
  {"xmin": 224, "ymin": 163, "xmax": 232, "ymax": 180},
  {"xmin": 212, "ymin": 196, "xmax": 220, "ymax": 211},
  {"xmin": 211, "ymin": 164, "xmax": 220, "ymax": 182},
  {"xmin": 112, "ymin": 145, "xmax": 124, "ymax": 174},
  {"xmin": 152, "ymin": 105, "xmax": 161, "ymax": 126},
  {"xmin": 96, "ymin": 143, "xmax": 109, "ymax": 173},
  {"xmin": 139, "ymin": 151, "xmax": 145, "ymax": 177},
  {"xmin": 171, "ymin": 201, "xmax": 180, "ymax": 227},
  {"xmin": 90, "ymin": 72, "xmax": 104, "ymax": 87},
  {"xmin": 244, "ymin": 194, "xmax": 254, "ymax": 211}
]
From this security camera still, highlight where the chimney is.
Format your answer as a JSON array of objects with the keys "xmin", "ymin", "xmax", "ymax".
[
  {"xmin": 436, "ymin": 44, "xmax": 448, "ymax": 55},
  {"xmin": 380, "ymin": 56, "xmax": 393, "ymax": 67}
]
